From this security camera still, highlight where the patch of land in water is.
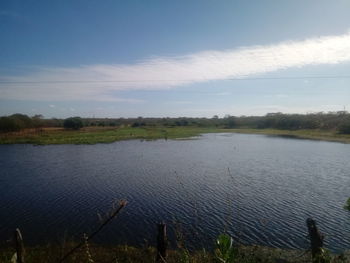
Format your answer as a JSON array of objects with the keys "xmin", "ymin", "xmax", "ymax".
[
  {"xmin": 0, "ymin": 126, "xmax": 350, "ymax": 145},
  {"xmin": 228, "ymin": 128, "xmax": 350, "ymax": 144}
]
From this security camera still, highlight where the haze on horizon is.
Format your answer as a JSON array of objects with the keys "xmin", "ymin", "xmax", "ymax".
[{"xmin": 1, "ymin": 0, "xmax": 350, "ymax": 118}]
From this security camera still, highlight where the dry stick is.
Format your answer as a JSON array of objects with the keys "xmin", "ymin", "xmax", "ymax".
[
  {"xmin": 15, "ymin": 228, "xmax": 25, "ymax": 263},
  {"xmin": 58, "ymin": 200, "xmax": 127, "ymax": 263}
]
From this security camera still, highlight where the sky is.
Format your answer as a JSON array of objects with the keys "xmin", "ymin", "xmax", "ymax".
[{"xmin": 1, "ymin": 0, "xmax": 350, "ymax": 118}]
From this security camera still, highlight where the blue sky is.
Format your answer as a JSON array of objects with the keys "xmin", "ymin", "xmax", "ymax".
[{"xmin": 1, "ymin": 0, "xmax": 350, "ymax": 118}]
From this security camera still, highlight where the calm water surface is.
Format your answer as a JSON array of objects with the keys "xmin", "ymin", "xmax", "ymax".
[{"xmin": 0, "ymin": 133, "xmax": 349, "ymax": 252}]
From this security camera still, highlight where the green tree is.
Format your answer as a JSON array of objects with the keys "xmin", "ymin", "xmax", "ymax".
[
  {"xmin": 32, "ymin": 114, "xmax": 44, "ymax": 128},
  {"xmin": 10, "ymin": 113, "xmax": 33, "ymax": 129},
  {"xmin": 0, "ymin": 117, "xmax": 19, "ymax": 132},
  {"xmin": 63, "ymin": 117, "xmax": 83, "ymax": 130},
  {"xmin": 0, "ymin": 113, "xmax": 33, "ymax": 132},
  {"xmin": 224, "ymin": 116, "xmax": 237, "ymax": 128},
  {"xmin": 338, "ymin": 120, "xmax": 350, "ymax": 134}
]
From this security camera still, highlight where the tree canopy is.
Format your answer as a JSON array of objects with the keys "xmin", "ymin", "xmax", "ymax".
[
  {"xmin": 63, "ymin": 117, "xmax": 83, "ymax": 130},
  {"xmin": 1, "ymin": 111, "xmax": 350, "ymax": 134}
]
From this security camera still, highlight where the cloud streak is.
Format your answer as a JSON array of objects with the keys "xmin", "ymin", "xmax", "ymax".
[{"xmin": 1, "ymin": 31, "xmax": 350, "ymax": 101}]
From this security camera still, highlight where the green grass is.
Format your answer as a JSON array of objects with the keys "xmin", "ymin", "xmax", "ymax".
[
  {"xmin": 0, "ymin": 126, "xmax": 225, "ymax": 145},
  {"xmin": 1, "ymin": 243, "xmax": 348, "ymax": 263},
  {"xmin": 1, "ymin": 126, "xmax": 350, "ymax": 145},
  {"xmin": 226, "ymin": 128, "xmax": 350, "ymax": 144}
]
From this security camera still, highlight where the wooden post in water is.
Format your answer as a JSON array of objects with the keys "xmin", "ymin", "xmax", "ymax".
[
  {"xmin": 14, "ymin": 228, "xmax": 25, "ymax": 263},
  {"xmin": 306, "ymin": 218, "xmax": 324, "ymax": 259},
  {"xmin": 156, "ymin": 222, "xmax": 167, "ymax": 262}
]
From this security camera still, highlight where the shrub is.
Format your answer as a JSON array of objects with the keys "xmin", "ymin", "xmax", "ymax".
[
  {"xmin": 0, "ymin": 117, "xmax": 20, "ymax": 132},
  {"xmin": 10, "ymin": 113, "xmax": 33, "ymax": 129},
  {"xmin": 338, "ymin": 121, "xmax": 350, "ymax": 134},
  {"xmin": 0, "ymin": 113, "xmax": 35, "ymax": 132},
  {"xmin": 63, "ymin": 117, "xmax": 83, "ymax": 130}
]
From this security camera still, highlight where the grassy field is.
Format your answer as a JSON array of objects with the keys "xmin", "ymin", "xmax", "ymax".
[
  {"xmin": 0, "ymin": 126, "xmax": 222, "ymax": 145},
  {"xmin": 0, "ymin": 126, "xmax": 350, "ymax": 145}
]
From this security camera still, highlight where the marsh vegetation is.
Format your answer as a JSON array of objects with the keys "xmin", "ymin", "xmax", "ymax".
[{"xmin": 1, "ymin": 111, "xmax": 350, "ymax": 145}]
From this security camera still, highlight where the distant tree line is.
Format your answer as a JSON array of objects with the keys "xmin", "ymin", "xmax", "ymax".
[
  {"xmin": 1, "ymin": 111, "xmax": 350, "ymax": 134},
  {"xmin": 0, "ymin": 114, "xmax": 64, "ymax": 132}
]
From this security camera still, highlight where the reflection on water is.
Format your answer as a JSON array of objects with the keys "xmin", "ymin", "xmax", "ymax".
[{"xmin": 0, "ymin": 133, "xmax": 349, "ymax": 252}]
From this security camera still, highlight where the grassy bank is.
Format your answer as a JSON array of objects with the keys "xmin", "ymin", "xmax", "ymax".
[
  {"xmin": 0, "ymin": 126, "xmax": 350, "ymax": 145},
  {"xmin": 0, "ymin": 126, "xmax": 221, "ymax": 145},
  {"xmin": 228, "ymin": 128, "xmax": 350, "ymax": 144},
  {"xmin": 1, "ymin": 243, "xmax": 349, "ymax": 263}
]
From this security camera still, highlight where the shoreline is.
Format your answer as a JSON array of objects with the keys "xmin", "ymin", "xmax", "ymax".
[
  {"xmin": 227, "ymin": 128, "xmax": 350, "ymax": 144},
  {"xmin": 1, "ymin": 243, "xmax": 349, "ymax": 263},
  {"xmin": 0, "ymin": 126, "xmax": 350, "ymax": 145}
]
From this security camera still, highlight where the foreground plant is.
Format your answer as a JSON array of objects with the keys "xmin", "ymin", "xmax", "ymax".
[
  {"xmin": 215, "ymin": 234, "xmax": 236, "ymax": 263},
  {"xmin": 312, "ymin": 248, "xmax": 332, "ymax": 263}
]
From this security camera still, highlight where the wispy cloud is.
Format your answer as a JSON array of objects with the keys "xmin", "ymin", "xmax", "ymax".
[{"xmin": 1, "ymin": 31, "xmax": 350, "ymax": 101}]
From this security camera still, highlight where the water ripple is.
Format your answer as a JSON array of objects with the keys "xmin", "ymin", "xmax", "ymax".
[{"xmin": 0, "ymin": 134, "xmax": 349, "ymax": 252}]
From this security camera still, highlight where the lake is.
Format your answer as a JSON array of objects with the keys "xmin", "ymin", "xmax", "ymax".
[{"xmin": 0, "ymin": 133, "xmax": 349, "ymax": 252}]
